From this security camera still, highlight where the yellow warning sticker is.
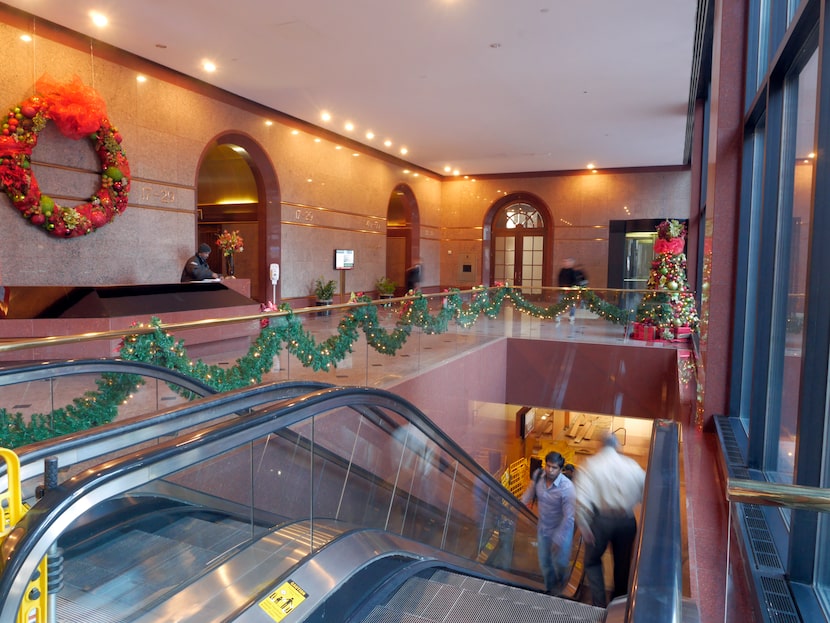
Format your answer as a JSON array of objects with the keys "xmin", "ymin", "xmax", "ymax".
[{"xmin": 259, "ymin": 579, "xmax": 308, "ymax": 621}]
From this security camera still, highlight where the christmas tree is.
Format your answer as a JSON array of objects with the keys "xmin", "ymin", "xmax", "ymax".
[{"xmin": 634, "ymin": 219, "xmax": 699, "ymax": 340}]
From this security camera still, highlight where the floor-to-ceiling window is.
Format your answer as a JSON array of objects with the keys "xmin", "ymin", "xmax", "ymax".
[{"xmin": 731, "ymin": 0, "xmax": 829, "ymax": 615}]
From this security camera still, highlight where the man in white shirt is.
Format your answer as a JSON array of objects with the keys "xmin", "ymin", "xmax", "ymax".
[{"xmin": 575, "ymin": 432, "xmax": 645, "ymax": 607}]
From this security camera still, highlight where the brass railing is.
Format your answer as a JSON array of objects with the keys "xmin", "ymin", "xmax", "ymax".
[{"xmin": 726, "ymin": 478, "xmax": 830, "ymax": 513}]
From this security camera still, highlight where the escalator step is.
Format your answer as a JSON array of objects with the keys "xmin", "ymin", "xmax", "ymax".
[
  {"xmin": 61, "ymin": 526, "xmax": 223, "ymax": 618},
  {"xmin": 155, "ymin": 515, "xmax": 251, "ymax": 553},
  {"xmin": 361, "ymin": 571, "xmax": 604, "ymax": 623}
]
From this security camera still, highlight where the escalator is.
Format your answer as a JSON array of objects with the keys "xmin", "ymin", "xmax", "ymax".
[
  {"xmin": 1, "ymin": 376, "xmax": 557, "ymax": 622},
  {"xmin": 0, "ymin": 362, "xmax": 686, "ymax": 622}
]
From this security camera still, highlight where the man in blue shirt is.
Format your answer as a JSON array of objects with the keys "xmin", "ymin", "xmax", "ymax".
[{"xmin": 521, "ymin": 451, "xmax": 576, "ymax": 595}]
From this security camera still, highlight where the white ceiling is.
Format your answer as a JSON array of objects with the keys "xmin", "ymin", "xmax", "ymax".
[{"xmin": 3, "ymin": 0, "xmax": 698, "ymax": 177}]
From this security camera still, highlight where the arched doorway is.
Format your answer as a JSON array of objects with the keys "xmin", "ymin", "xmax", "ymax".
[
  {"xmin": 385, "ymin": 183, "xmax": 419, "ymax": 294},
  {"xmin": 485, "ymin": 193, "xmax": 553, "ymax": 299},
  {"xmin": 196, "ymin": 132, "xmax": 281, "ymax": 303}
]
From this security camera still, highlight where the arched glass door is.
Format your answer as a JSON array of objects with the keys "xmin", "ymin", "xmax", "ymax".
[{"xmin": 492, "ymin": 203, "xmax": 545, "ymax": 296}]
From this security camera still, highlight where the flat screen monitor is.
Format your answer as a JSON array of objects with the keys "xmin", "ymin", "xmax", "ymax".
[
  {"xmin": 516, "ymin": 406, "xmax": 535, "ymax": 439},
  {"xmin": 334, "ymin": 249, "xmax": 354, "ymax": 270}
]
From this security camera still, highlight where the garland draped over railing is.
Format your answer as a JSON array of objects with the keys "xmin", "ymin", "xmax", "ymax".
[{"xmin": 0, "ymin": 286, "xmax": 644, "ymax": 448}]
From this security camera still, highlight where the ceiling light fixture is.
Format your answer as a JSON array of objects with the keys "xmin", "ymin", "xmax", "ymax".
[
  {"xmin": 202, "ymin": 60, "xmax": 217, "ymax": 72},
  {"xmin": 321, "ymin": 111, "xmax": 332, "ymax": 122},
  {"xmin": 344, "ymin": 121, "xmax": 354, "ymax": 132},
  {"xmin": 399, "ymin": 147, "xmax": 408, "ymax": 155},
  {"xmin": 365, "ymin": 130, "xmax": 374, "ymax": 140},
  {"xmin": 89, "ymin": 11, "xmax": 108, "ymax": 27},
  {"xmin": 384, "ymin": 139, "xmax": 392, "ymax": 148}
]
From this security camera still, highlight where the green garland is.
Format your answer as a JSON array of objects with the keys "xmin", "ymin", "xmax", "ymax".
[
  {"xmin": 1, "ymin": 287, "xmax": 655, "ymax": 448},
  {"xmin": 0, "ymin": 373, "xmax": 143, "ymax": 448}
]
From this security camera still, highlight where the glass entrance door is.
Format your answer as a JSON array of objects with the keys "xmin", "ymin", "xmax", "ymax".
[{"xmin": 494, "ymin": 233, "xmax": 543, "ymax": 294}]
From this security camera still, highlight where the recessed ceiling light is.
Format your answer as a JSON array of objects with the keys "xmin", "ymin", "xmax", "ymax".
[
  {"xmin": 399, "ymin": 147, "xmax": 408, "ymax": 155},
  {"xmin": 365, "ymin": 130, "xmax": 374, "ymax": 140},
  {"xmin": 444, "ymin": 165, "xmax": 452, "ymax": 173},
  {"xmin": 202, "ymin": 60, "xmax": 217, "ymax": 72},
  {"xmin": 384, "ymin": 139, "xmax": 392, "ymax": 148},
  {"xmin": 344, "ymin": 121, "xmax": 354, "ymax": 132},
  {"xmin": 586, "ymin": 162, "xmax": 595, "ymax": 170},
  {"xmin": 453, "ymin": 169, "xmax": 460, "ymax": 176},
  {"xmin": 89, "ymin": 11, "xmax": 108, "ymax": 27},
  {"xmin": 321, "ymin": 111, "xmax": 331, "ymax": 122}
]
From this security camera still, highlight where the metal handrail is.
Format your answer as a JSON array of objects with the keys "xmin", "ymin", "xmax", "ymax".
[
  {"xmin": 627, "ymin": 419, "xmax": 683, "ymax": 623},
  {"xmin": 0, "ymin": 291, "xmax": 454, "ymax": 355},
  {"xmin": 726, "ymin": 478, "xmax": 830, "ymax": 512},
  {"xmin": 0, "ymin": 285, "xmax": 680, "ymax": 355}
]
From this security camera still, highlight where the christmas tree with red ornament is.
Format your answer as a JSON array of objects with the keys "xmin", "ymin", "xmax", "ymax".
[{"xmin": 633, "ymin": 219, "xmax": 699, "ymax": 340}]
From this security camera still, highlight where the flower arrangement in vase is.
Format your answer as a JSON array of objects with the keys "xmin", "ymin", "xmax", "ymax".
[{"xmin": 216, "ymin": 230, "xmax": 244, "ymax": 277}]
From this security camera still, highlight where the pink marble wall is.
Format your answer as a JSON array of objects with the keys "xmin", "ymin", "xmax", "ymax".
[{"xmin": 504, "ymin": 339, "xmax": 681, "ymax": 420}]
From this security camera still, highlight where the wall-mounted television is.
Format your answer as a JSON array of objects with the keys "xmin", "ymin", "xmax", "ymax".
[
  {"xmin": 334, "ymin": 249, "xmax": 354, "ymax": 270},
  {"xmin": 516, "ymin": 406, "xmax": 536, "ymax": 439}
]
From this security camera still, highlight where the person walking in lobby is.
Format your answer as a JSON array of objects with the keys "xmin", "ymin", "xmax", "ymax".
[
  {"xmin": 521, "ymin": 451, "xmax": 576, "ymax": 595},
  {"xmin": 557, "ymin": 257, "xmax": 581, "ymax": 322},
  {"xmin": 575, "ymin": 432, "xmax": 645, "ymax": 607}
]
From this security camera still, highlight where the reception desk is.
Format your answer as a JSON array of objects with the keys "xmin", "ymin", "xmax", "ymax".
[{"xmin": 0, "ymin": 282, "xmax": 261, "ymax": 362}]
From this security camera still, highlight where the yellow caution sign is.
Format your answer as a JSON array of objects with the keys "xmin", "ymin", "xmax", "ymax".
[{"xmin": 258, "ymin": 580, "xmax": 308, "ymax": 622}]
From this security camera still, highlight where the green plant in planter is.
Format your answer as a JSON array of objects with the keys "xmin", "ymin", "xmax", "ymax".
[
  {"xmin": 313, "ymin": 276, "xmax": 337, "ymax": 301},
  {"xmin": 376, "ymin": 276, "xmax": 397, "ymax": 296}
]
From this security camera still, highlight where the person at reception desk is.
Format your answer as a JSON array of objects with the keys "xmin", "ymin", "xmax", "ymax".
[{"xmin": 181, "ymin": 243, "xmax": 221, "ymax": 282}]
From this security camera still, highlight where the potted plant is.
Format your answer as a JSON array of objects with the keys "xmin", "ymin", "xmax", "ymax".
[
  {"xmin": 376, "ymin": 276, "xmax": 397, "ymax": 298},
  {"xmin": 313, "ymin": 276, "xmax": 337, "ymax": 316}
]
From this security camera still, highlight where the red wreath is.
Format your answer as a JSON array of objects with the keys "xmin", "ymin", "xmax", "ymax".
[{"xmin": 0, "ymin": 76, "xmax": 130, "ymax": 237}]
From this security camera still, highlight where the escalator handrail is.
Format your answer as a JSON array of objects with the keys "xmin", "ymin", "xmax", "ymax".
[
  {"xmin": 626, "ymin": 419, "xmax": 682, "ymax": 623},
  {"xmin": 0, "ymin": 384, "xmax": 535, "ymax": 621},
  {"xmin": 0, "ymin": 358, "xmax": 217, "ymax": 390},
  {"xmin": 0, "ymin": 358, "xmax": 333, "ymax": 484}
]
